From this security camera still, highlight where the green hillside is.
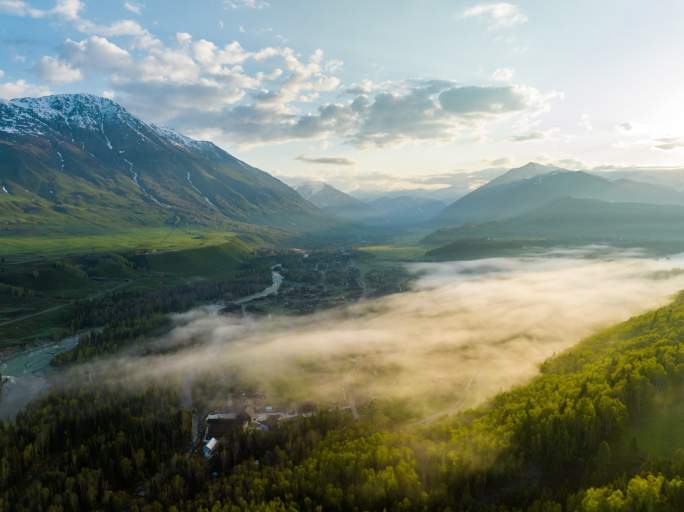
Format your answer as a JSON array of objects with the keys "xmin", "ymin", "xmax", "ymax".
[
  {"xmin": 0, "ymin": 236, "xmax": 257, "ymax": 347},
  {"xmin": 0, "ymin": 94, "xmax": 324, "ymax": 235},
  {"xmin": 426, "ymin": 198, "xmax": 684, "ymax": 259},
  {"xmin": 4, "ymin": 260, "xmax": 684, "ymax": 509}
]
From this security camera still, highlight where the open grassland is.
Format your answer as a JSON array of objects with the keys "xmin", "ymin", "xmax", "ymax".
[
  {"xmin": 0, "ymin": 234, "xmax": 257, "ymax": 350},
  {"xmin": 0, "ymin": 226, "xmax": 273, "ymax": 262},
  {"xmin": 356, "ymin": 244, "xmax": 426, "ymax": 261}
]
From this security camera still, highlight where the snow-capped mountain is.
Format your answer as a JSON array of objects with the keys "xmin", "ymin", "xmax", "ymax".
[{"xmin": 0, "ymin": 94, "xmax": 320, "ymax": 231}]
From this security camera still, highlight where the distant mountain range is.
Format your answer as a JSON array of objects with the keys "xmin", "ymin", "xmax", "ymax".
[
  {"xmin": 343, "ymin": 168, "xmax": 505, "ymax": 205},
  {"xmin": 480, "ymin": 162, "xmax": 561, "ymax": 189},
  {"xmin": 428, "ymin": 197, "xmax": 684, "ymax": 243},
  {"xmin": 0, "ymin": 94, "xmax": 320, "ymax": 234},
  {"xmin": 435, "ymin": 163, "xmax": 684, "ymax": 227},
  {"xmin": 294, "ymin": 180, "xmax": 447, "ymax": 226},
  {"xmin": 6, "ymin": 96, "xmax": 684, "ymax": 253},
  {"xmin": 295, "ymin": 182, "xmax": 367, "ymax": 216},
  {"xmin": 422, "ymin": 162, "xmax": 684, "ymax": 259},
  {"xmin": 595, "ymin": 167, "xmax": 684, "ymax": 190}
]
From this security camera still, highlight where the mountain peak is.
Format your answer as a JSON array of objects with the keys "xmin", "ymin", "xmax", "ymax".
[
  {"xmin": 11, "ymin": 93, "xmax": 125, "ymax": 121},
  {"xmin": 0, "ymin": 92, "xmax": 321, "ymax": 230},
  {"xmin": 518, "ymin": 161, "xmax": 557, "ymax": 171},
  {"xmin": 2, "ymin": 93, "xmax": 138, "ymax": 137},
  {"xmin": 484, "ymin": 161, "xmax": 566, "ymax": 189},
  {"xmin": 1, "ymin": 93, "xmax": 219, "ymax": 155}
]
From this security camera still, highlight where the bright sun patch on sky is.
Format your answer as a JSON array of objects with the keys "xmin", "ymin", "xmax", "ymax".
[{"xmin": 2, "ymin": 0, "xmax": 684, "ymax": 189}]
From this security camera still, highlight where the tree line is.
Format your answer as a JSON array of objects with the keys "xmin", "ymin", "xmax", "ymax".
[{"xmin": 4, "ymin": 285, "xmax": 684, "ymax": 510}]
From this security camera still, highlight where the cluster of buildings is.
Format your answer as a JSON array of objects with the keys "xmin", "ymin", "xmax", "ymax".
[{"xmin": 202, "ymin": 402, "xmax": 316, "ymax": 458}]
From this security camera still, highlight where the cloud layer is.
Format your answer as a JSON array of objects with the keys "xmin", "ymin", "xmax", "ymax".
[
  {"xmin": 61, "ymin": 250, "xmax": 684, "ymax": 418},
  {"xmin": 0, "ymin": 0, "xmax": 559, "ymax": 149},
  {"xmin": 462, "ymin": 2, "xmax": 528, "ymax": 29},
  {"xmin": 295, "ymin": 155, "xmax": 355, "ymax": 166}
]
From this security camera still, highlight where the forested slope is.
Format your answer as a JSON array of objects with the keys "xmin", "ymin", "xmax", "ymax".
[{"xmin": 4, "ymin": 290, "xmax": 684, "ymax": 510}]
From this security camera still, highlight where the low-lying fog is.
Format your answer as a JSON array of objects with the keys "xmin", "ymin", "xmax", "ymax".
[{"xmin": 66, "ymin": 248, "xmax": 684, "ymax": 418}]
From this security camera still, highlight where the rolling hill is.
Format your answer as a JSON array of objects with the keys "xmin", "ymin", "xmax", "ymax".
[{"xmin": 0, "ymin": 94, "xmax": 321, "ymax": 234}]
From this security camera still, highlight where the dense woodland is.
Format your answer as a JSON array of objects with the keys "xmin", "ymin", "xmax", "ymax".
[
  {"xmin": 51, "ymin": 261, "xmax": 273, "ymax": 365},
  {"xmin": 3, "ymin": 283, "xmax": 684, "ymax": 509}
]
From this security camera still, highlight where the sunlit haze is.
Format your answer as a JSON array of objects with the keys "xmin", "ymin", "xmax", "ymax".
[{"xmin": 3, "ymin": 1, "xmax": 684, "ymax": 191}]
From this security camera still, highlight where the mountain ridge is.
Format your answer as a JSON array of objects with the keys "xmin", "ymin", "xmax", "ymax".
[
  {"xmin": 0, "ymin": 93, "xmax": 321, "ymax": 233},
  {"xmin": 435, "ymin": 164, "xmax": 684, "ymax": 227}
]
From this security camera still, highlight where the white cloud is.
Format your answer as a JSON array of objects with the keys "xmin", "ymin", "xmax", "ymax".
[
  {"xmin": 579, "ymin": 113, "xmax": 593, "ymax": 131},
  {"xmin": 509, "ymin": 131, "xmax": 545, "ymax": 142},
  {"xmin": 123, "ymin": 1, "xmax": 142, "ymax": 15},
  {"xmin": 1, "ymin": 0, "xmax": 85, "ymax": 20},
  {"xmin": 1, "ymin": 0, "xmax": 162, "ymax": 50},
  {"xmin": 295, "ymin": 155, "xmax": 355, "ymax": 166},
  {"xmin": 652, "ymin": 137, "xmax": 684, "ymax": 151},
  {"xmin": 0, "ymin": 0, "xmax": 46, "ymax": 17},
  {"xmin": 509, "ymin": 128, "xmax": 559, "ymax": 142},
  {"xmin": 50, "ymin": 28, "xmax": 342, "ymax": 132},
  {"xmin": 463, "ymin": 3, "xmax": 527, "ymax": 29},
  {"xmin": 34, "ymin": 56, "xmax": 82, "ymax": 84},
  {"xmin": 3, "ymin": 1, "xmax": 557, "ymax": 150},
  {"xmin": 51, "ymin": 0, "xmax": 83, "ymax": 21},
  {"xmin": 61, "ymin": 36, "xmax": 133, "ymax": 71},
  {"xmin": 0, "ymin": 70, "xmax": 4, "ymax": 79},
  {"xmin": 491, "ymin": 67, "xmax": 514, "ymax": 81},
  {"xmin": 0, "ymin": 79, "xmax": 50, "ymax": 99},
  {"xmin": 165, "ymin": 79, "xmax": 559, "ymax": 148},
  {"xmin": 224, "ymin": 0, "xmax": 269, "ymax": 9}
]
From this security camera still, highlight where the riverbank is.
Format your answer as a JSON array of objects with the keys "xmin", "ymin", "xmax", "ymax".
[
  {"xmin": 0, "ymin": 334, "xmax": 79, "ymax": 419},
  {"xmin": 0, "ymin": 266, "xmax": 285, "ymax": 419}
]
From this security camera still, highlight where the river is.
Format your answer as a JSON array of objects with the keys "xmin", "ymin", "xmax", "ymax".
[
  {"xmin": 0, "ymin": 267, "xmax": 284, "ymax": 420},
  {"xmin": 234, "ymin": 268, "xmax": 283, "ymax": 305},
  {"xmin": 0, "ymin": 334, "xmax": 79, "ymax": 419}
]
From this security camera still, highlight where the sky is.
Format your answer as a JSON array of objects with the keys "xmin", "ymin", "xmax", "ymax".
[{"xmin": 2, "ymin": 0, "xmax": 684, "ymax": 192}]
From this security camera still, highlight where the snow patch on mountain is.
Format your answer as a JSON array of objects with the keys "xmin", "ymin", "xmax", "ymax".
[
  {"xmin": 186, "ymin": 172, "xmax": 217, "ymax": 209},
  {"xmin": 123, "ymin": 157, "xmax": 171, "ymax": 209},
  {"xmin": 0, "ymin": 94, "xmax": 213, "ymax": 154},
  {"xmin": 150, "ymin": 124, "xmax": 210, "ymax": 152}
]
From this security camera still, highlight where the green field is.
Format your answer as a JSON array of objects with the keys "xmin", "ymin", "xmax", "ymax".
[
  {"xmin": 0, "ymin": 226, "xmax": 272, "ymax": 261},
  {"xmin": 356, "ymin": 244, "xmax": 427, "ymax": 261},
  {"xmin": 0, "ymin": 231, "xmax": 259, "ymax": 350}
]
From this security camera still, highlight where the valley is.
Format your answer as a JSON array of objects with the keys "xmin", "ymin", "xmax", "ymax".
[
  {"xmin": 3, "ymin": 0, "xmax": 684, "ymax": 508},
  {"xmin": 5, "ymin": 94, "xmax": 684, "ymax": 512}
]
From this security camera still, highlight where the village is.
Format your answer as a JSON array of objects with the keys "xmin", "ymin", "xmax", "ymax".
[
  {"xmin": 196, "ymin": 248, "xmax": 407, "ymax": 458},
  {"xmin": 195, "ymin": 390, "xmax": 358, "ymax": 459},
  {"xmin": 222, "ymin": 247, "xmax": 410, "ymax": 317}
]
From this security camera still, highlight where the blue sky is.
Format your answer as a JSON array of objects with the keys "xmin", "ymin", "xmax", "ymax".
[{"xmin": 2, "ymin": 0, "xmax": 684, "ymax": 192}]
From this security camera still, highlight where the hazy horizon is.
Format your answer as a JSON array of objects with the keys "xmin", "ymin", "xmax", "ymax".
[{"xmin": 4, "ymin": 0, "xmax": 684, "ymax": 192}]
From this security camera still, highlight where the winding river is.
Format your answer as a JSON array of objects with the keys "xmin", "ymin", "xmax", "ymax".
[
  {"xmin": 0, "ymin": 267, "xmax": 284, "ymax": 420},
  {"xmin": 0, "ymin": 335, "xmax": 79, "ymax": 419},
  {"xmin": 234, "ymin": 267, "xmax": 283, "ymax": 305}
]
